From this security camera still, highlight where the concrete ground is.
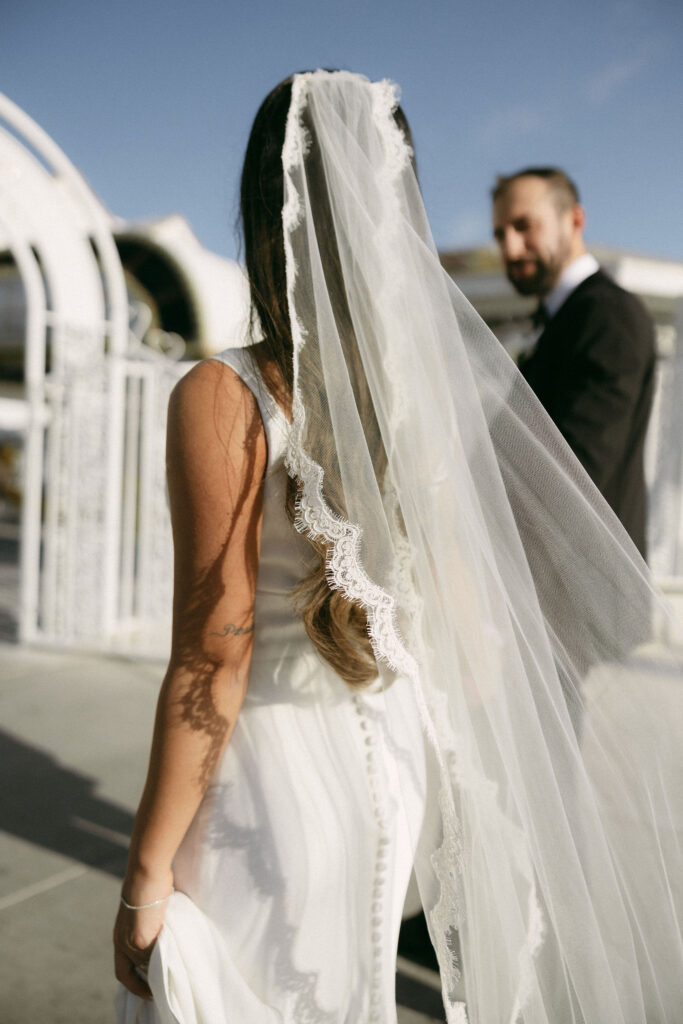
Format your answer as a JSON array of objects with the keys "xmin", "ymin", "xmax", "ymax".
[{"xmin": 0, "ymin": 516, "xmax": 445, "ymax": 1024}]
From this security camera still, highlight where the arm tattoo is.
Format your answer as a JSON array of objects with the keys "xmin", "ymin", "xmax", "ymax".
[{"xmin": 209, "ymin": 622, "xmax": 255, "ymax": 639}]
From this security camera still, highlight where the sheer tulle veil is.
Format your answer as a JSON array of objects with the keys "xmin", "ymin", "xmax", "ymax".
[{"xmin": 281, "ymin": 70, "xmax": 682, "ymax": 1023}]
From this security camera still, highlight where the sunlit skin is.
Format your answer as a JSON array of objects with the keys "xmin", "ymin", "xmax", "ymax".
[
  {"xmin": 492, "ymin": 176, "xmax": 586, "ymax": 297},
  {"xmin": 112, "ymin": 358, "xmax": 267, "ymax": 1000}
]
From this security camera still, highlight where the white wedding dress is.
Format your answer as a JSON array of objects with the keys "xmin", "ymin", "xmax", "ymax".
[{"xmin": 116, "ymin": 347, "xmax": 428, "ymax": 1024}]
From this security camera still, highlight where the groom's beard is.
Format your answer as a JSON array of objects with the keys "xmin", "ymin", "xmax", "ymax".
[{"xmin": 505, "ymin": 256, "xmax": 561, "ymax": 297}]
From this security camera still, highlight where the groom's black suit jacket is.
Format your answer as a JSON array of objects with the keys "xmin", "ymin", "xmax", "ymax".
[{"xmin": 519, "ymin": 269, "xmax": 656, "ymax": 557}]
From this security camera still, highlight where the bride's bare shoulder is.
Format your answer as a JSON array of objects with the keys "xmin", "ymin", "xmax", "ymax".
[
  {"xmin": 170, "ymin": 356, "xmax": 252, "ymax": 411},
  {"xmin": 167, "ymin": 357, "xmax": 266, "ymax": 472},
  {"xmin": 170, "ymin": 356, "xmax": 262, "ymax": 428}
]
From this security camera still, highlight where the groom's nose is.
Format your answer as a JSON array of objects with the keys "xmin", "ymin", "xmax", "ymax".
[{"xmin": 498, "ymin": 226, "xmax": 527, "ymax": 261}]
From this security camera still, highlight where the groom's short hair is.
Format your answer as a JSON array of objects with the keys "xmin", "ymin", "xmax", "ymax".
[{"xmin": 492, "ymin": 167, "xmax": 581, "ymax": 213}]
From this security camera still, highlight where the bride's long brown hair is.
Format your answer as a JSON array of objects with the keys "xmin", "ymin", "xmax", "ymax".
[{"xmin": 240, "ymin": 75, "xmax": 412, "ymax": 687}]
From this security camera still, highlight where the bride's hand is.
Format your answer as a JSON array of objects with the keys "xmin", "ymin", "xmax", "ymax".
[{"xmin": 113, "ymin": 872, "xmax": 174, "ymax": 1000}]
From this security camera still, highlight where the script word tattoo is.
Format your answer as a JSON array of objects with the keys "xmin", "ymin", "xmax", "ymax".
[{"xmin": 209, "ymin": 622, "xmax": 255, "ymax": 639}]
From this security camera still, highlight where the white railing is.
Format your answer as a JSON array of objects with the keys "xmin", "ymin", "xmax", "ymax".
[
  {"xmin": 114, "ymin": 352, "xmax": 192, "ymax": 657},
  {"xmin": 17, "ymin": 340, "xmax": 191, "ymax": 658}
]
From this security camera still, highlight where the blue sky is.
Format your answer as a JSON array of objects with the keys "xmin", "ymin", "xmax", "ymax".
[{"xmin": 3, "ymin": 0, "xmax": 683, "ymax": 262}]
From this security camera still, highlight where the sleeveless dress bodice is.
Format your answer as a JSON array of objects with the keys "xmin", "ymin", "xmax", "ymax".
[
  {"xmin": 116, "ymin": 347, "xmax": 427, "ymax": 1024},
  {"xmin": 222, "ymin": 347, "xmax": 313, "ymax": 654}
]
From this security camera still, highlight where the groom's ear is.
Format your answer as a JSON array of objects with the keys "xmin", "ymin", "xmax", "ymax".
[{"xmin": 570, "ymin": 204, "xmax": 586, "ymax": 235}]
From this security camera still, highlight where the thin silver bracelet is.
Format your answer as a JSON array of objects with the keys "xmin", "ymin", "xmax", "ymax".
[{"xmin": 120, "ymin": 887, "xmax": 174, "ymax": 911}]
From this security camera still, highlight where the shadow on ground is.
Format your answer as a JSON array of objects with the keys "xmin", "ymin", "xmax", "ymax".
[
  {"xmin": 396, "ymin": 971, "xmax": 445, "ymax": 1020},
  {"xmin": 0, "ymin": 728, "xmax": 133, "ymax": 878}
]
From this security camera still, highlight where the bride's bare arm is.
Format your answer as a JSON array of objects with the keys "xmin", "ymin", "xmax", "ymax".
[{"xmin": 114, "ymin": 358, "xmax": 267, "ymax": 998}]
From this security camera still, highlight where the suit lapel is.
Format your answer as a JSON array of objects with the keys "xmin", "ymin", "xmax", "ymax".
[{"xmin": 519, "ymin": 271, "xmax": 603, "ymax": 400}]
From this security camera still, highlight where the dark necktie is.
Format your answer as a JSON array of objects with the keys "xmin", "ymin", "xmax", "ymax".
[{"xmin": 532, "ymin": 303, "xmax": 550, "ymax": 330}]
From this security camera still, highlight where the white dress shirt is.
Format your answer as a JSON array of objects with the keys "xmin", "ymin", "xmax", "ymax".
[{"xmin": 543, "ymin": 252, "xmax": 600, "ymax": 319}]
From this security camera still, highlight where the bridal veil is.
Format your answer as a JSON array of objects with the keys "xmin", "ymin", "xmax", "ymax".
[{"xmin": 282, "ymin": 70, "xmax": 682, "ymax": 1023}]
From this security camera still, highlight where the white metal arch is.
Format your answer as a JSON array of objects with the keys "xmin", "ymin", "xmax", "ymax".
[
  {"xmin": 0, "ymin": 205, "xmax": 48, "ymax": 640},
  {"xmin": 0, "ymin": 93, "xmax": 184, "ymax": 653},
  {"xmin": 0, "ymin": 94, "xmax": 128, "ymax": 355}
]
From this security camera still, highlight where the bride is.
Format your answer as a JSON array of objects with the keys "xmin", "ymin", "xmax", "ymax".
[{"xmin": 114, "ymin": 70, "xmax": 682, "ymax": 1023}]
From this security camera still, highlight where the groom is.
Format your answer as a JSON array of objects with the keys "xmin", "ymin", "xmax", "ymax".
[{"xmin": 491, "ymin": 167, "xmax": 655, "ymax": 558}]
